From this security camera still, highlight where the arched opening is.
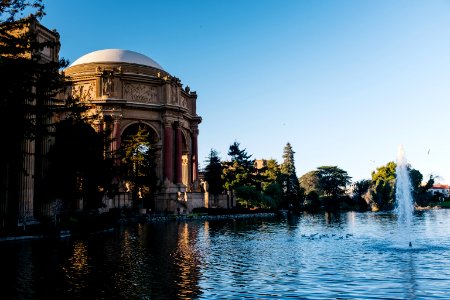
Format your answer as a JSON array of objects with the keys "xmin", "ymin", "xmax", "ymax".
[{"xmin": 120, "ymin": 123, "xmax": 159, "ymax": 210}]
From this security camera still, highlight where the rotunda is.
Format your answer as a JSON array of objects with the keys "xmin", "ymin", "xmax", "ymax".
[{"xmin": 64, "ymin": 49, "xmax": 202, "ymax": 212}]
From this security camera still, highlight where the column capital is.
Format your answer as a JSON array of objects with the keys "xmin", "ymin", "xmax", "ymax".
[
  {"xmin": 163, "ymin": 119, "xmax": 173, "ymax": 127},
  {"xmin": 191, "ymin": 128, "xmax": 199, "ymax": 136}
]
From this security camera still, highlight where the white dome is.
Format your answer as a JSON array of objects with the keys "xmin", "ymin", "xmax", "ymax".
[{"xmin": 70, "ymin": 49, "xmax": 164, "ymax": 70}]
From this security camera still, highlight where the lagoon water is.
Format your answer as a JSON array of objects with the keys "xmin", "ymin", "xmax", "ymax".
[{"xmin": 2, "ymin": 210, "xmax": 450, "ymax": 299}]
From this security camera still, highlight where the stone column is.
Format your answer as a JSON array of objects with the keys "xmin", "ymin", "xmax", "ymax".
[
  {"xmin": 175, "ymin": 123, "xmax": 183, "ymax": 184},
  {"xmin": 112, "ymin": 117, "xmax": 121, "ymax": 163},
  {"xmin": 191, "ymin": 129, "xmax": 199, "ymax": 184},
  {"xmin": 163, "ymin": 121, "xmax": 174, "ymax": 183},
  {"xmin": 18, "ymin": 136, "xmax": 35, "ymax": 224}
]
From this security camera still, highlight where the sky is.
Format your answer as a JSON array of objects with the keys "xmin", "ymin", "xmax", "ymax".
[{"xmin": 41, "ymin": 0, "xmax": 450, "ymax": 183}]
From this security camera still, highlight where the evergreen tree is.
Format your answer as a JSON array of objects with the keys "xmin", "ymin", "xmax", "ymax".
[
  {"xmin": 222, "ymin": 142, "xmax": 256, "ymax": 190},
  {"xmin": 204, "ymin": 149, "xmax": 223, "ymax": 196},
  {"xmin": 222, "ymin": 142, "xmax": 255, "ymax": 208},
  {"xmin": 280, "ymin": 142, "xmax": 301, "ymax": 208},
  {"xmin": 260, "ymin": 159, "xmax": 280, "ymax": 190}
]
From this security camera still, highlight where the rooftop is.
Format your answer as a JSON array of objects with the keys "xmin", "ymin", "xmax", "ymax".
[{"xmin": 70, "ymin": 49, "xmax": 164, "ymax": 70}]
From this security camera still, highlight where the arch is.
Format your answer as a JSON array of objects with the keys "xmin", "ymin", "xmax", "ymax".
[
  {"xmin": 119, "ymin": 122, "xmax": 159, "ymax": 210},
  {"xmin": 121, "ymin": 121, "xmax": 160, "ymax": 141}
]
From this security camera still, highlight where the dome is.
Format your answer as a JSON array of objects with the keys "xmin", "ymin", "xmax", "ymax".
[{"xmin": 70, "ymin": 49, "xmax": 164, "ymax": 70}]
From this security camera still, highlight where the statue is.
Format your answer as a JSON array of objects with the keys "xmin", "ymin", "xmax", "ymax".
[
  {"xmin": 200, "ymin": 180, "xmax": 209, "ymax": 192},
  {"xmin": 102, "ymin": 71, "xmax": 114, "ymax": 96}
]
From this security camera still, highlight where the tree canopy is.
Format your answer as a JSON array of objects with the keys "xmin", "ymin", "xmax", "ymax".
[
  {"xmin": 299, "ymin": 170, "xmax": 320, "ymax": 195},
  {"xmin": 222, "ymin": 142, "xmax": 256, "ymax": 191},
  {"xmin": 316, "ymin": 166, "xmax": 351, "ymax": 199},
  {"xmin": 204, "ymin": 149, "xmax": 223, "ymax": 196}
]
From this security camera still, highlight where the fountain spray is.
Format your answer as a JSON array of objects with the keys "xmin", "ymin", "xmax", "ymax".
[{"xmin": 395, "ymin": 145, "xmax": 414, "ymax": 247}]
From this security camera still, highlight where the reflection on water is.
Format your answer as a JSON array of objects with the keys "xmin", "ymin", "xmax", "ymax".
[
  {"xmin": 2, "ymin": 210, "xmax": 450, "ymax": 299},
  {"xmin": 63, "ymin": 240, "xmax": 90, "ymax": 292}
]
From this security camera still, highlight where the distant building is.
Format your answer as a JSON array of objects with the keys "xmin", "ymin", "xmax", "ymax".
[
  {"xmin": 254, "ymin": 159, "xmax": 268, "ymax": 170},
  {"xmin": 429, "ymin": 184, "xmax": 449, "ymax": 198}
]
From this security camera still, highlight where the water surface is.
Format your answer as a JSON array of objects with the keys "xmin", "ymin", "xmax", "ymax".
[{"xmin": 2, "ymin": 210, "xmax": 450, "ymax": 299}]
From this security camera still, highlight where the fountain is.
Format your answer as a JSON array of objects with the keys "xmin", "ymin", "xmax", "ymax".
[{"xmin": 395, "ymin": 144, "xmax": 414, "ymax": 247}]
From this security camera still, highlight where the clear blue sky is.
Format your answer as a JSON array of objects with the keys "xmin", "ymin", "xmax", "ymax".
[{"xmin": 42, "ymin": 0, "xmax": 450, "ymax": 183}]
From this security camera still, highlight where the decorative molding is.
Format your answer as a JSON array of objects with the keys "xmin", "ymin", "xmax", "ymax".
[{"xmin": 124, "ymin": 83, "xmax": 158, "ymax": 103}]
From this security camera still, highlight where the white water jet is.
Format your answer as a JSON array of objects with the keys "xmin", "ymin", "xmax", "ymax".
[{"xmin": 395, "ymin": 145, "xmax": 414, "ymax": 247}]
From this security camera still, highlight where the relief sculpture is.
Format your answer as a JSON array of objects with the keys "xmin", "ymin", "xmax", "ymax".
[
  {"xmin": 180, "ymin": 96, "xmax": 188, "ymax": 109},
  {"xmin": 124, "ymin": 83, "xmax": 158, "ymax": 103},
  {"xmin": 72, "ymin": 82, "xmax": 95, "ymax": 101},
  {"xmin": 171, "ymin": 84, "xmax": 178, "ymax": 104}
]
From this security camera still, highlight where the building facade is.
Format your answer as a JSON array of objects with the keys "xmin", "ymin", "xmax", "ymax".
[
  {"xmin": 0, "ymin": 18, "xmax": 61, "ymax": 226},
  {"xmin": 64, "ymin": 49, "xmax": 204, "ymax": 213}
]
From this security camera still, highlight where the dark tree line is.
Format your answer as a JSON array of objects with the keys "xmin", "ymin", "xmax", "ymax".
[
  {"xmin": 203, "ymin": 142, "xmax": 301, "ymax": 210},
  {"xmin": 0, "ymin": 1, "xmax": 159, "ymax": 227}
]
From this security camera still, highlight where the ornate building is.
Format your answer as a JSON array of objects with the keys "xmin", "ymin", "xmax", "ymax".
[
  {"xmin": 0, "ymin": 18, "xmax": 61, "ymax": 226},
  {"xmin": 64, "ymin": 49, "xmax": 204, "ymax": 212}
]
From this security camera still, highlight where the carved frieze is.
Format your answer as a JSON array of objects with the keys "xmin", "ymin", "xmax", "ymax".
[
  {"xmin": 72, "ymin": 82, "xmax": 95, "ymax": 101},
  {"xmin": 180, "ymin": 96, "xmax": 188, "ymax": 109},
  {"xmin": 124, "ymin": 83, "xmax": 158, "ymax": 103}
]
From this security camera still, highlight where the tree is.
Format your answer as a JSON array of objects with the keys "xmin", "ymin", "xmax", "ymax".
[
  {"xmin": 235, "ymin": 185, "xmax": 261, "ymax": 208},
  {"xmin": 299, "ymin": 170, "xmax": 320, "ymax": 195},
  {"xmin": 259, "ymin": 159, "xmax": 280, "ymax": 189},
  {"xmin": 316, "ymin": 166, "xmax": 351, "ymax": 210},
  {"xmin": 317, "ymin": 166, "xmax": 351, "ymax": 198},
  {"xmin": 372, "ymin": 161, "xmax": 396, "ymax": 182},
  {"xmin": 352, "ymin": 179, "xmax": 371, "ymax": 211},
  {"xmin": 120, "ymin": 126, "xmax": 157, "ymax": 209},
  {"xmin": 280, "ymin": 143, "xmax": 301, "ymax": 209},
  {"xmin": 304, "ymin": 190, "xmax": 321, "ymax": 212},
  {"xmin": 409, "ymin": 168, "xmax": 422, "ymax": 202},
  {"xmin": 204, "ymin": 149, "xmax": 223, "ymax": 197},
  {"xmin": 416, "ymin": 174, "xmax": 435, "ymax": 207},
  {"xmin": 222, "ymin": 142, "xmax": 255, "ymax": 208},
  {"xmin": 262, "ymin": 182, "xmax": 283, "ymax": 208},
  {"xmin": 47, "ymin": 117, "xmax": 116, "ymax": 210},
  {"xmin": 368, "ymin": 162, "xmax": 429, "ymax": 210},
  {"xmin": 0, "ymin": 1, "xmax": 68, "ymax": 225},
  {"xmin": 368, "ymin": 162, "xmax": 397, "ymax": 210}
]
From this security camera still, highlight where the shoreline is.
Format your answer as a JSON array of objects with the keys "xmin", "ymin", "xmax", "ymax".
[
  {"xmin": 1, "ymin": 206, "xmax": 447, "ymax": 242},
  {"xmin": 0, "ymin": 211, "xmax": 279, "ymax": 242},
  {"xmin": 118, "ymin": 211, "xmax": 278, "ymax": 224}
]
